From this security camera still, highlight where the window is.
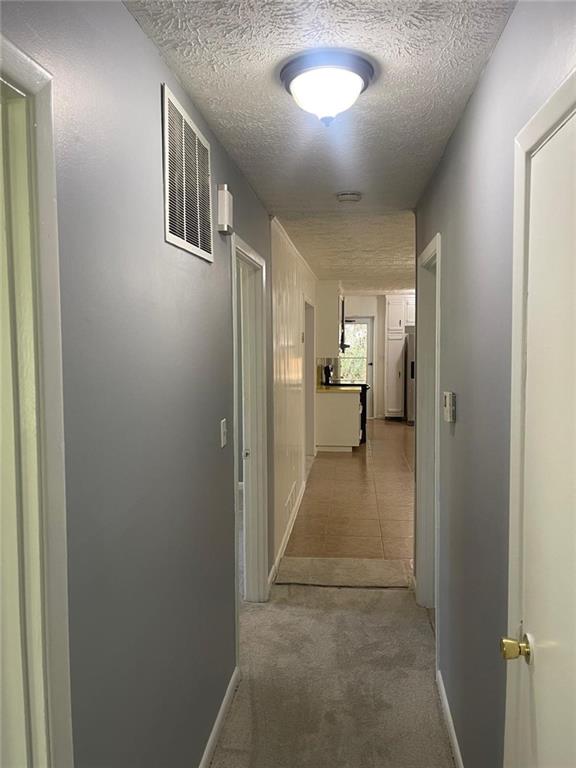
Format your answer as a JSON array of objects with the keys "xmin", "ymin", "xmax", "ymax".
[{"xmin": 339, "ymin": 321, "xmax": 368, "ymax": 383}]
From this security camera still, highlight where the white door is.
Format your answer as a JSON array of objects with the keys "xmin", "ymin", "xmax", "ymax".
[
  {"xmin": 340, "ymin": 318, "xmax": 374, "ymax": 416},
  {"xmin": 504, "ymin": 72, "xmax": 576, "ymax": 767},
  {"xmin": 385, "ymin": 336, "xmax": 405, "ymax": 417}
]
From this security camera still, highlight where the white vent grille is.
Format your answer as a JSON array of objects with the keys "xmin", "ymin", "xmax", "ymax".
[{"xmin": 163, "ymin": 85, "xmax": 213, "ymax": 262}]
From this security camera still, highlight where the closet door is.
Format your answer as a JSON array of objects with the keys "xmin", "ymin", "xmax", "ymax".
[{"xmin": 385, "ymin": 336, "xmax": 405, "ymax": 417}]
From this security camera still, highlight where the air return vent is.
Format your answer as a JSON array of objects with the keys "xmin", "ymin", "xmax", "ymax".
[{"xmin": 163, "ymin": 85, "xmax": 213, "ymax": 262}]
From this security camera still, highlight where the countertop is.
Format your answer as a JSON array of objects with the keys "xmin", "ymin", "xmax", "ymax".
[{"xmin": 317, "ymin": 386, "xmax": 362, "ymax": 394}]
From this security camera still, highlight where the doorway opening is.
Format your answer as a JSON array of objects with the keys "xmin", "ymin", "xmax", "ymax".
[
  {"xmin": 303, "ymin": 299, "xmax": 316, "ymax": 476},
  {"xmin": 340, "ymin": 316, "xmax": 374, "ymax": 417},
  {"xmin": 233, "ymin": 238, "xmax": 268, "ymax": 605},
  {"xmin": 415, "ymin": 234, "xmax": 441, "ymax": 627}
]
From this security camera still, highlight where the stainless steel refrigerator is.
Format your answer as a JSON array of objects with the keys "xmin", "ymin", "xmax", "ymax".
[{"xmin": 406, "ymin": 325, "xmax": 416, "ymax": 424}]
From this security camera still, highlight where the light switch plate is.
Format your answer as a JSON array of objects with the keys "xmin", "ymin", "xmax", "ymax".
[
  {"xmin": 220, "ymin": 418, "xmax": 227, "ymax": 447},
  {"xmin": 443, "ymin": 392, "xmax": 456, "ymax": 423}
]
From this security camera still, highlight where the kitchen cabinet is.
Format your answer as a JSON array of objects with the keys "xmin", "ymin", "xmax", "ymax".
[
  {"xmin": 384, "ymin": 293, "xmax": 415, "ymax": 418},
  {"xmin": 387, "ymin": 298, "xmax": 405, "ymax": 334},
  {"xmin": 316, "ymin": 387, "xmax": 361, "ymax": 450},
  {"xmin": 405, "ymin": 297, "xmax": 416, "ymax": 325}
]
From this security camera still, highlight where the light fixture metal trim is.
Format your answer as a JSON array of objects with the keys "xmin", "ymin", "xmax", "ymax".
[{"xmin": 280, "ymin": 50, "xmax": 374, "ymax": 95}]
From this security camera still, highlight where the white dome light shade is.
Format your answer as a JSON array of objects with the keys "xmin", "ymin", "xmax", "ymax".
[
  {"xmin": 280, "ymin": 51, "xmax": 374, "ymax": 126},
  {"xmin": 289, "ymin": 68, "xmax": 364, "ymax": 123}
]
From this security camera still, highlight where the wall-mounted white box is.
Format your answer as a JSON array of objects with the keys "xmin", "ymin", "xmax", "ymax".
[{"xmin": 217, "ymin": 183, "xmax": 234, "ymax": 235}]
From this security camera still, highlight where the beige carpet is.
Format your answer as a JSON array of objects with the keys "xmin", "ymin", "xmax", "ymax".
[
  {"xmin": 276, "ymin": 556, "xmax": 411, "ymax": 588},
  {"xmin": 210, "ymin": 585, "xmax": 454, "ymax": 768}
]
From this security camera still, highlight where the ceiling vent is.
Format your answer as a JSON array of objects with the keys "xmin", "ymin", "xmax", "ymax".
[
  {"xmin": 336, "ymin": 191, "xmax": 362, "ymax": 204},
  {"xmin": 163, "ymin": 85, "xmax": 213, "ymax": 262}
]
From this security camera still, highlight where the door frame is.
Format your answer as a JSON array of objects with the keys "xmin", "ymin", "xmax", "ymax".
[
  {"xmin": 1, "ymin": 37, "xmax": 73, "ymax": 767},
  {"xmin": 232, "ymin": 235, "xmax": 269, "ymax": 606},
  {"xmin": 343, "ymin": 316, "xmax": 374, "ymax": 416},
  {"xmin": 415, "ymin": 235, "xmax": 442, "ymax": 632},
  {"xmin": 302, "ymin": 296, "xmax": 316, "ymax": 470},
  {"xmin": 504, "ymin": 67, "xmax": 576, "ymax": 764}
]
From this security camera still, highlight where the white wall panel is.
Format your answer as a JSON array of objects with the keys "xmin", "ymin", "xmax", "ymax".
[
  {"xmin": 271, "ymin": 219, "xmax": 316, "ymax": 558},
  {"xmin": 345, "ymin": 295, "xmax": 378, "ymax": 317}
]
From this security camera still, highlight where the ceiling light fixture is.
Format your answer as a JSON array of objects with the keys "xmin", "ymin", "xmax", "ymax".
[
  {"xmin": 280, "ymin": 50, "xmax": 374, "ymax": 126},
  {"xmin": 337, "ymin": 191, "xmax": 362, "ymax": 203}
]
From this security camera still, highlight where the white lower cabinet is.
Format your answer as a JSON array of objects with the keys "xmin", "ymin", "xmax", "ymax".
[{"xmin": 316, "ymin": 389, "xmax": 361, "ymax": 451}]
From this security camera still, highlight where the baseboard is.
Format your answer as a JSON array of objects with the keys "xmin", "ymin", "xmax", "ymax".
[
  {"xmin": 436, "ymin": 670, "xmax": 464, "ymax": 768},
  {"xmin": 198, "ymin": 666, "xmax": 240, "ymax": 768},
  {"xmin": 267, "ymin": 480, "xmax": 306, "ymax": 590},
  {"xmin": 267, "ymin": 562, "xmax": 278, "ymax": 591}
]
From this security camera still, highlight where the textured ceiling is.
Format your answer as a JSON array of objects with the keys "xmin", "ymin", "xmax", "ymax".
[
  {"xmin": 283, "ymin": 210, "xmax": 416, "ymax": 291},
  {"xmin": 127, "ymin": 0, "xmax": 514, "ymax": 290}
]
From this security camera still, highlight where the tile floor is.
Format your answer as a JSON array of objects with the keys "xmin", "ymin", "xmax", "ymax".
[{"xmin": 285, "ymin": 419, "xmax": 414, "ymax": 569}]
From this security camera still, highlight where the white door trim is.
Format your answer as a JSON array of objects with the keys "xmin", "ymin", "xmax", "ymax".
[
  {"xmin": 232, "ymin": 235, "xmax": 269, "ymax": 607},
  {"xmin": 505, "ymin": 67, "xmax": 576, "ymax": 765},
  {"xmin": 1, "ymin": 36, "xmax": 73, "ymax": 767},
  {"xmin": 302, "ymin": 296, "xmax": 316, "ymax": 477},
  {"xmin": 415, "ymin": 234, "xmax": 442, "ymax": 649}
]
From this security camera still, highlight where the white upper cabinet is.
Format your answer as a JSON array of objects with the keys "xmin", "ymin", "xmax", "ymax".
[
  {"xmin": 405, "ymin": 297, "xmax": 416, "ymax": 325},
  {"xmin": 387, "ymin": 298, "xmax": 405, "ymax": 334}
]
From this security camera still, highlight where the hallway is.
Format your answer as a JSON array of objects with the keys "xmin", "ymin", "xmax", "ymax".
[
  {"xmin": 285, "ymin": 420, "xmax": 415, "ymax": 564},
  {"xmin": 211, "ymin": 585, "xmax": 454, "ymax": 768},
  {"xmin": 4, "ymin": 2, "xmax": 576, "ymax": 766}
]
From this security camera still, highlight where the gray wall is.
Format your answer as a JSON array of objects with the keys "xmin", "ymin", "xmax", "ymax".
[
  {"xmin": 2, "ymin": 2, "xmax": 272, "ymax": 765},
  {"xmin": 416, "ymin": 2, "xmax": 576, "ymax": 766}
]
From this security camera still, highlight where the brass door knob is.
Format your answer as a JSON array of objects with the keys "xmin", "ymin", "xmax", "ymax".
[{"xmin": 501, "ymin": 634, "xmax": 532, "ymax": 664}]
